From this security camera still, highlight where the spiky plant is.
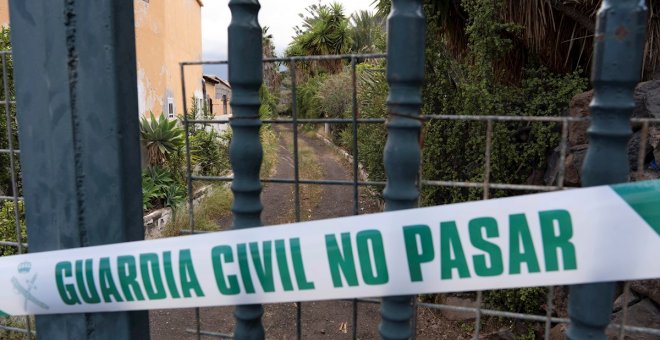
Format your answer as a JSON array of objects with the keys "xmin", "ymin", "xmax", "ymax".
[{"xmin": 139, "ymin": 112, "xmax": 185, "ymax": 166}]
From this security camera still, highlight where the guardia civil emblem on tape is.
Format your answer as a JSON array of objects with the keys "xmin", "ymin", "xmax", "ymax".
[{"xmin": 1, "ymin": 180, "xmax": 659, "ymax": 316}]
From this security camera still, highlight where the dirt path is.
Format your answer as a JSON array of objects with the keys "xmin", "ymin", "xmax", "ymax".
[{"xmin": 149, "ymin": 126, "xmax": 451, "ymax": 339}]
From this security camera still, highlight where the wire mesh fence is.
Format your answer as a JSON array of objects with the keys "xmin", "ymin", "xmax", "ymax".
[
  {"xmin": 177, "ymin": 53, "xmax": 660, "ymax": 339},
  {"xmin": 0, "ymin": 1, "xmax": 658, "ymax": 337},
  {"xmin": 0, "ymin": 50, "xmax": 33, "ymax": 339},
  {"xmin": 0, "ymin": 49, "xmax": 657, "ymax": 339}
]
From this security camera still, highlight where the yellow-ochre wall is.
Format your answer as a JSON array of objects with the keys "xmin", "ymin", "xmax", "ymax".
[
  {"xmin": 1, "ymin": 0, "xmax": 203, "ymax": 118},
  {"xmin": 135, "ymin": 0, "xmax": 203, "ymax": 117},
  {"xmin": 0, "ymin": 1, "xmax": 9, "ymax": 28}
]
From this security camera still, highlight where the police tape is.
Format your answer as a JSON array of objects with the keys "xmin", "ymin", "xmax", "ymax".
[{"xmin": 1, "ymin": 180, "xmax": 659, "ymax": 317}]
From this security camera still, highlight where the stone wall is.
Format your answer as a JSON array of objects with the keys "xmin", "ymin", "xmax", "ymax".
[{"xmin": 545, "ymin": 80, "xmax": 660, "ymax": 186}]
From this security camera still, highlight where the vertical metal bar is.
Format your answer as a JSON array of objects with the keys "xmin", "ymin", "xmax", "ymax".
[
  {"xmin": 544, "ymin": 287, "xmax": 555, "ymax": 339},
  {"xmin": 180, "ymin": 64, "xmax": 201, "ymax": 340},
  {"xmin": 352, "ymin": 299, "xmax": 358, "ymax": 340},
  {"xmin": 9, "ymin": 0, "xmax": 149, "ymax": 338},
  {"xmin": 568, "ymin": 1, "xmax": 647, "ymax": 339},
  {"xmin": 482, "ymin": 120, "xmax": 493, "ymax": 199},
  {"xmin": 557, "ymin": 120, "xmax": 569, "ymax": 189},
  {"xmin": 473, "ymin": 120, "xmax": 492, "ymax": 339},
  {"xmin": 2, "ymin": 48, "xmax": 32, "ymax": 340},
  {"xmin": 228, "ymin": 0, "xmax": 265, "ymax": 338},
  {"xmin": 292, "ymin": 65, "xmax": 301, "ymax": 223},
  {"xmin": 1, "ymin": 53, "xmax": 22, "ymax": 256},
  {"xmin": 351, "ymin": 56, "xmax": 359, "ymax": 215},
  {"xmin": 618, "ymin": 282, "xmax": 631, "ymax": 339},
  {"xmin": 350, "ymin": 55, "xmax": 360, "ymax": 340},
  {"xmin": 290, "ymin": 58, "xmax": 302, "ymax": 340},
  {"xmin": 380, "ymin": 0, "xmax": 425, "ymax": 339},
  {"xmin": 290, "ymin": 58, "xmax": 303, "ymax": 340}
]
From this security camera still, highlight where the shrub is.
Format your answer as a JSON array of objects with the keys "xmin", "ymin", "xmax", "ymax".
[
  {"xmin": 0, "ymin": 200, "xmax": 26, "ymax": 257},
  {"xmin": 354, "ymin": 62, "xmax": 388, "ymax": 182},
  {"xmin": 190, "ymin": 129, "xmax": 231, "ymax": 177},
  {"xmin": 0, "ymin": 27, "xmax": 21, "ymax": 198},
  {"xmin": 317, "ymin": 70, "xmax": 353, "ymax": 143},
  {"xmin": 484, "ymin": 287, "xmax": 548, "ymax": 315},
  {"xmin": 296, "ymin": 74, "xmax": 326, "ymax": 120},
  {"xmin": 141, "ymin": 166, "xmax": 184, "ymax": 210}
]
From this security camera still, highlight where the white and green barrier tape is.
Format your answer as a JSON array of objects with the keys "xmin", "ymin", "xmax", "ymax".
[{"xmin": 1, "ymin": 180, "xmax": 659, "ymax": 317}]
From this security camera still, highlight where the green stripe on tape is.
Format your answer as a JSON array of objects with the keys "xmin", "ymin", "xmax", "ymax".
[
  {"xmin": 0, "ymin": 310, "xmax": 8, "ymax": 318},
  {"xmin": 611, "ymin": 180, "xmax": 660, "ymax": 236}
]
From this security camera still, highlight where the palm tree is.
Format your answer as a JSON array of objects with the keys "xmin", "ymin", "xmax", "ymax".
[
  {"xmin": 373, "ymin": 0, "xmax": 659, "ymax": 81},
  {"xmin": 349, "ymin": 10, "xmax": 386, "ymax": 53},
  {"xmin": 286, "ymin": 2, "xmax": 353, "ymax": 75}
]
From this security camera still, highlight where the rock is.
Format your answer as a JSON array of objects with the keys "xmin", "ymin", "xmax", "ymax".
[
  {"xmin": 544, "ymin": 146, "xmax": 562, "ymax": 185},
  {"xmin": 630, "ymin": 280, "xmax": 660, "ymax": 306},
  {"xmin": 607, "ymin": 299, "xmax": 660, "ymax": 340},
  {"xmin": 635, "ymin": 80, "xmax": 660, "ymax": 119},
  {"xmin": 628, "ymin": 130, "xmax": 654, "ymax": 172},
  {"xmin": 549, "ymin": 323, "xmax": 567, "ymax": 340},
  {"xmin": 650, "ymin": 125, "xmax": 660, "ymax": 161},
  {"xmin": 563, "ymin": 145, "xmax": 588, "ymax": 187},
  {"xmin": 550, "ymin": 80, "xmax": 660, "ymax": 186},
  {"xmin": 526, "ymin": 168, "xmax": 546, "ymax": 186},
  {"xmin": 481, "ymin": 327, "xmax": 515, "ymax": 340},
  {"xmin": 568, "ymin": 90, "xmax": 593, "ymax": 146},
  {"xmin": 552, "ymin": 286, "xmax": 570, "ymax": 318},
  {"xmin": 613, "ymin": 290, "xmax": 641, "ymax": 313},
  {"xmin": 441, "ymin": 297, "xmax": 479, "ymax": 321}
]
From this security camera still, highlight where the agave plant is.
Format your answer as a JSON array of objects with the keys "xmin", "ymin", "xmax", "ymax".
[{"xmin": 140, "ymin": 112, "xmax": 185, "ymax": 166}]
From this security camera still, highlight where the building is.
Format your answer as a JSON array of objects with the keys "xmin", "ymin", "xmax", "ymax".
[
  {"xmin": 203, "ymin": 74, "xmax": 232, "ymax": 116},
  {"xmin": 1, "ymin": 0, "xmax": 204, "ymax": 118},
  {"xmin": 0, "ymin": 1, "xmax": 8, "ymax": 28}
]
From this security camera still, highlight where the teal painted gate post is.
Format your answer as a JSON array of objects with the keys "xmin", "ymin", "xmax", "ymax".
[
  {"xmin": 228, "ymin": 0, "xmax": 265, "ymax": 339},
  {"xmin": 568, "ymin": 0, "xmax": 647, "ymax": 339},
  {"xmin": 380, "ymin": 0, "xmax": 426, "ymax": 339},
  {"xmin": 8, "ymin": 0, "xmax": 149, "ymax": 339}
]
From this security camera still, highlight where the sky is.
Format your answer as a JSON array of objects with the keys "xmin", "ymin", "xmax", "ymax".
[{"xmin": 201, "ymin": 0, "xmax": 377, "ymax": 79}]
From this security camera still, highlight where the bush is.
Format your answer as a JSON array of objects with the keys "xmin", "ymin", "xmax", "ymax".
[
  {"xmin": 355, "ymin": 62, "xmax": 388, "ymax": 182},
  {"xmin": 0, "ymin": 200, "xmax": 26, "ymax": 257},
  {"xmin": 484, "ymin": 287, "xmax": 548, "ymax": 315},
  {"xmin": 190, "ymin": 129, "xmax": 231, "ymax": 177},
  {"xmin": 317, "ymin": 70, "xmax": 353, "ymax": 143},
  {"xmin": 0, "ymin": 27, "xmax": 21, "ymax": 198},
  {"xmin": 296, "ymin": 74, "xmax": 326, "ymax": 120},
  {"xmin": 142, "ymin": 166, "xmax": 185, "ymax": 210}
]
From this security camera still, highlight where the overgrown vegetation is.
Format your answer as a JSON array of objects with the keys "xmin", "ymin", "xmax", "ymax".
[
  {"xmin": 0, "ymin": 27, "xmax": 20, "ymax": 198},
  {"xmin": 161, "ymin": 83, "xmax": 280, "ymax": 237},
  {"xmin": 0, "ymin": 201, "xmax": 25, "ymax": 257},
  {"xmin": 0, "ymin": 28, "xmax": 25, "ymax": 260},
  {"xmin": 283, "ymin": 0, "xmax": 593, "ymax": 319}
]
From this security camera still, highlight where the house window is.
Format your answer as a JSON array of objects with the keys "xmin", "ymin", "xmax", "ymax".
[
  {"xmin": 208, "ymin": 98, "xmax": 213, "ymax": 114},
  {"xmin": 222, "ymin": 95, "xmax": 228, "ymax": 115},
  {"xmin": 167, "ymin": 97, "xmax": 174, "ymax": 118}
]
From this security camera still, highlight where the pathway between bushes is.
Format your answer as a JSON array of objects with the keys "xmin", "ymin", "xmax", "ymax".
[{"xmin": 149, "ymin": 126, "xmax": 450, "ymax": 339}]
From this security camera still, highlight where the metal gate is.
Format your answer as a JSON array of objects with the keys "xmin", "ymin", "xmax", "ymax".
[{"xmin": 2, "ymin": 0, "xmax": 660, "ymax": 339}]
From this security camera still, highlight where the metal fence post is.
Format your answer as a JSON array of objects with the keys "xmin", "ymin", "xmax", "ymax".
[
  {"xmin": 228, "ymin": 0, "xmax": 265, "ymax": 339},
  {"xmin": 568, "ymin": 0, "xmax": 648, "ymax": 339},
  {"xmin": 8, "ymin": 0, "xmax": 149, "ymax": 339},
  {"xmin": 380, "ymin": 0, "xmax": 425, "ymax": 339}
]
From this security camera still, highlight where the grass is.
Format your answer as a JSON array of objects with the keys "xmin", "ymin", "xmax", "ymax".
[
  {"xmin": 0, "ymin": 316, "xmax": 34, "ymax": 340},
  {"xmin": 160, "ymin": 126, "xmax": 280, "ymax": 237},
  {"xmin": 280, "ymin": 128, "xmax": 323, "ymax": 222}
]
